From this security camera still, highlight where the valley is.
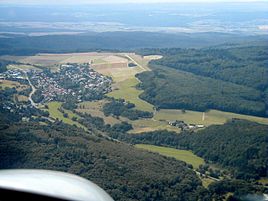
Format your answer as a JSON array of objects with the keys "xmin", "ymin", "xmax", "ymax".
[
  {"xmin": 2, "ymin": 50, "xmax": 267, "ymax": 135},
  {"xmin": 1, "ymin": 44, "xmax": 268, "ymax": 200}
]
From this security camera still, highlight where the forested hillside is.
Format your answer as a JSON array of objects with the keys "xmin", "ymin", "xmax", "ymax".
[
  {"xmin": 110, "ymin": 119, "xmax": 268, "ymax": 180},
  {"xmin": 137, "ymin": 45, "xmax": 268, "ymax": 117},
  {"xmin": 140, "ymin": 46, "xmax": 268, "ymax": 90},
  {"xmin": 0, "ymin": 120, "xmax": 210, "ymax": 201},
  {"xmin": 137, "ymin": 66, "xmax": 265, "ymax": 116}
]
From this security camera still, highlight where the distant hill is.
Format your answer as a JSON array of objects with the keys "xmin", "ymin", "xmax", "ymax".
[{"xmin": 0, "ymin": 32, "xmax": 267, "ymax": 55}]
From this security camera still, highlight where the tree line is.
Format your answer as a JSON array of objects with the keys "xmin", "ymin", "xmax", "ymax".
[{"xmin": 102, "ymin": 99, "xmax": 153, "ymax": 120}]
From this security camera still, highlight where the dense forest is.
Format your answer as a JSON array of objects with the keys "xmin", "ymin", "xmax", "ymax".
[
  {"xmin": 110, "ymin": 119, "xmax": 268, "ymax": 180},
  {"xmin": 0, "ymin": 60, "xmax": 15, "ymax": 73},
  {"xmin": 0, "ymin": 120, "xmax": 211, "ymax": 201},
  {"xmin": 136, "ymin": 44, "xmax": 268, "ymax": 117},
  {"xmin": 137, "ymin": 66, "xmax": 265, "ymax": 116},
  {"xmin": 139, "ymin": 46, "xmax": 268, "ymax": 90}
]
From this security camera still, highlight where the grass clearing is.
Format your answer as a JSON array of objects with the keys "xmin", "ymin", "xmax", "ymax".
[
  {"xmin": 258, "ymin": 178, "xmax": 268, "ymax": 185},
  {"xmin": 16, "ymin": 95, "xmax": 29, "ymax": 102},
  {"xmin": 135, "ymin": 144, "xmax": 205, "ymax": 169},
  {"xmin": 76, "ymin": 100, "xmax": 121, "ymax": 125},
  {"xmin": 155, "ymin": 109, "xmax": 268, "ymax": 126},
  {"xmin": 200, "ymin": 177, "xmax": 215, "ymax": 188},
  {"xmin": 129, "ymin": 119, "xmax": 179, "ymax": 133},
  {"xmin": 107, "ymin": 78, "xmax": 154, "ymax": 112},
  {"xmin": 46, "ymin": 102, "xmax": 86, "ymax": 130}
]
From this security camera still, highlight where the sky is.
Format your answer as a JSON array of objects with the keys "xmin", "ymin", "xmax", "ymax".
[{"xmin": 0, "ymin": 0, "xmax": 266, "ymax": 4}]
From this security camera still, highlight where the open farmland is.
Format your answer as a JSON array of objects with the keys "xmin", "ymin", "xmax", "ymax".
[{"xmin": 135, "ymin": 144, "xmax": 205, "ymax": 169}]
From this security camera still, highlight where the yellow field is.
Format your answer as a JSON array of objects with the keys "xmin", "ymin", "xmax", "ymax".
[
  {"xmin": 135, "ymin": 144, "xmax": 205, "ymax": 169},
  {"xmin": 46, "ymin": 102, "xmax": 86, "ymax": 129},
  {"xmin": 155, "ymin": 109, "xmax": 268, "ymax": 126}
]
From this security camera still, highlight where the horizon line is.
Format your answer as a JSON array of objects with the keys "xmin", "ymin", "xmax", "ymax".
[{"xmin": 0, "ymin": 1, "xmax": 267, "ymax": 6}]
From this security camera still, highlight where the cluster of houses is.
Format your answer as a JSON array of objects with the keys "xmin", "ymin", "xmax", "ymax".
[
  {"xmin": 29, "ymin": 63, "xmax": 112, "ymax": 103},
  {"xmin": 168, "ymin": 120, "xmax": 205, "ymax": 131},
  {"xmin": 0, "ymin": 69, "xmax": 25, "ymax": 80}
]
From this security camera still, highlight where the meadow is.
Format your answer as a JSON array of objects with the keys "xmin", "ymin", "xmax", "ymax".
[
  {"xmin": 107, "ymin": 78, "xmax": 154, "ymax": 112},
  {"xmin": 46, "ymin": 101, "xmax": 86, "ymax": 129},
  {"xmin": 135, "ymin": 144, "xmax": 205, "ymax": 169}
]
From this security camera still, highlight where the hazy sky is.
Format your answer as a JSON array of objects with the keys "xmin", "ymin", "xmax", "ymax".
[{"xmin": 0, "ymin": 0, "xmax": 266, "ymax": 5}]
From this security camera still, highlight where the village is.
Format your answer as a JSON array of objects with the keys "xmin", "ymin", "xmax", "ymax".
[{"xmin": 28, "ymin": 63, "xmax": 112, "ymax": 103}]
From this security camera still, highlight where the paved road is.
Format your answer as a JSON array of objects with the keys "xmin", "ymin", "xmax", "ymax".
[
  {"xmin": 25, "ymin": 74, "xmax": 38, "ymax": 108},
  {"xmin": 15, "ymin": 67, "xmax": 38, "ymax": 108}
]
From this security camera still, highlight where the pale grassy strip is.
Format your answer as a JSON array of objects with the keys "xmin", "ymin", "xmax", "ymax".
[
  {"xmin": 135, "ymin": 144, "xmax": 205, "ymax": 169},
  {"xmin": 155, "ymin": 109, "xmax": 268, "ymax": 126}
]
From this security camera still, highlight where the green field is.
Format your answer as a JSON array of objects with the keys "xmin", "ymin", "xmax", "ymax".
[
  {"xmin": 47, "ymin": 102, "xmax": 86, "ymax": 129},
  {"xmin": 155, "ymin": 109, "xmax": 268, "ymax": 126},
  {"xmin": 107, "ymin": 78, "xmax": 154, "ymax": 112},
  {"xmin": 135, "ymin": 144, "xmax": 205, "ymax": 169}
]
